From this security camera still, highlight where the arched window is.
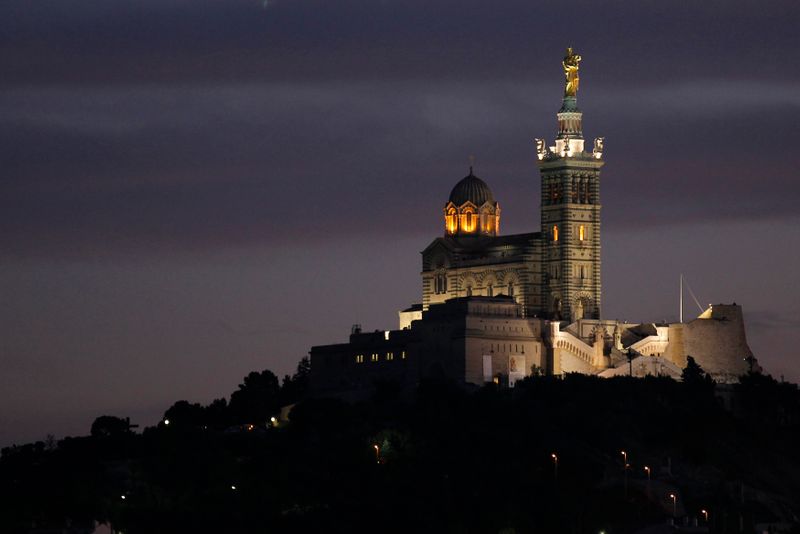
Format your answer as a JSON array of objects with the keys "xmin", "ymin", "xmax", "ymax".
[
  {"xmin": 466, "ymin": 286, "xmax": 473, "ymax": 297},
  {"xmin": 445, "ymin": 208, "xmax": 457, "ymax": 234},
  {"xmin": 487, "ymin": 284, "xmax": 493, "ymax": 297},
  {"xmin": 434, "ymin": 273, "xmax": 448, "ymax": 294},
  {"xmin": 579, "ymin": 224, "xmax": 585, "ymax": 241},
  {"xmin": 461, "ymin": 208, "xmax": 477, "ymax": 233},
  {"xmin": 481, "ymin": 209, "xmax": 494, "ymax": 233},
  {"xmin": 553, "ymin": 225, "xmax": 559, "ymax": 242},
  {"xmin": 507, "ymin": 282, "xmax": 514, "ymax": 297}
]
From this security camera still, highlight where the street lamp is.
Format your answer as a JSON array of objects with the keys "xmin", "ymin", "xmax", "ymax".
[
  {"xmin": 551, "ymin": 453, "xmax": 558, "ymax": 481},
  {"xmin": 701, "ymin": 509, "xmax": 708, "ymax": 522},
  {"xmin": 644, "ymin": 465, "xmax": 651, "ymax": 481},
  {"xmin": 373, "ymin": 443, "xmax": 380, "ymax": 464},
  {"xmin": 621, "ymin": 451, "xmax": 628, "ymax": 498},
  {"xmin": 669, "ymin": 493, "xmax": 677, "ymax": 517}
]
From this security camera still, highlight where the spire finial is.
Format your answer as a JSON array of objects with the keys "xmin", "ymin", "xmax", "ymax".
[{"xmin": 468, "ymin": 154, "xmax": 475, "ymax": 175}]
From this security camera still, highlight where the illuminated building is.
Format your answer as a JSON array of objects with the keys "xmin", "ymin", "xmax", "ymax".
[{"xmin": 310, "ymin": 49, "xmax": 758, "ymax": 396}]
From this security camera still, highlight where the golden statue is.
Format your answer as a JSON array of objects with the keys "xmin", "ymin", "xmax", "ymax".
[{"xmin": 562, "ymin": 47, "xmax": 581, "ymax": 96}]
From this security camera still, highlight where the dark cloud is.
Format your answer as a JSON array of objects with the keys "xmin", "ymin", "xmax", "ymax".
[
  {"xmin": 2, "ymin": 0, "xmax": 799, "ymax": 85},
  {"xmin": 1, "ymin": 78, "xmax": 798, "ymax": 257}
]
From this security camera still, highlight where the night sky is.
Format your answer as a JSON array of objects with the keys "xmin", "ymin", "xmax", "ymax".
[{"xmin": 2, "ymin": 0, "xmax": 799, "ymax": 447}]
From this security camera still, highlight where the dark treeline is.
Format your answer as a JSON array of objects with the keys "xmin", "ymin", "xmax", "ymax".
[{"xmin": 2, "ymin": 360, "xmax": 800, "ymax": 533}]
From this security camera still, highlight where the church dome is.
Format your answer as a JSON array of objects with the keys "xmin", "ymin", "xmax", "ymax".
[
  {"xmin": 444, "ymin": 167, "xmax": 500, "ymax": 237},
  {"xmin": 448, "ymin": 168, "xmax": 494, "ymax": 206}
]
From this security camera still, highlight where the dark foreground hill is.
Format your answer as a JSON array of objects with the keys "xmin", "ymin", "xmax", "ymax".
[{"xmin": 2, "ymin": 368, "xmax": 800, "ymax": 534}]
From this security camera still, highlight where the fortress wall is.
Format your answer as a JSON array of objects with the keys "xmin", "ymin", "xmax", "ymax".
[
  {"xmin": 663, "ymin": 323, "xmax": 686, "ymax": 368},
  {"xmin": 667, "ymin": 305, "xmax": 753, "ymax": 380}
]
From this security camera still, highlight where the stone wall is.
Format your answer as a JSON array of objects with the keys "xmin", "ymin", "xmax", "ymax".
[{"xmin": 665, "ymin": 304, "xmax": 754, "ymax": 382}]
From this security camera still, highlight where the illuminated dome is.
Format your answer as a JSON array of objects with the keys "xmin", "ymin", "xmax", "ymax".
[
  {"xmin": 448, "ymin": 168, "xmax": 495, "ymax": 206},
  {"xmin": 444, "ymin": 167, "xmax": 501, "ymax": 237}
]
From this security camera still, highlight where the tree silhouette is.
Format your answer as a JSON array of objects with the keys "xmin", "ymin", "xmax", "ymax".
[
  {"xmin": 681, "ymin": 355, "xmax": 705, "ymax": 385},
  {"xmin": 90, "ymin": 415, "xmax": 133, "ymax": 438},
  {"xmin": 280, "ymin": 356, "xmax": 311, "ymax": 405},
  {"xmin": 163, "ymin": 400, "xmax": 206, "ymax": 429},
  {"xmin": 229, "ymin": 369, "xmax": 280, "ymax": 423}
]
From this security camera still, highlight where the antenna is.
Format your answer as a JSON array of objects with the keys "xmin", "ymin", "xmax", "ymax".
[{"xmin": 679, "ymin": 274, "xmax": 683, "ymax": 323}]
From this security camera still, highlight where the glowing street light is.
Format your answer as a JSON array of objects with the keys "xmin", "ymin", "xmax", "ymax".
[
  {"xmin": 701, "ymin": 509, "xmax": 708, "ymax": 522},
  {"xmin": 551, "ymin": 453, "xmax": 558, "ymax": 481},
  {"xmin": 621, "ymin": 451, "xmax": 629, "ymax": 498},
  {"xmin": 163, "ymin": 419, "xmax": 170, "ymax": 426},
  {"xmin": 231, "ymin": 485, "xmax": 237, "ymax": 491},
  {"xmin": 373, "ymin": 443, "xmax": 380, "ymax": 464},
  {"xmin": 669, "ymin": 493, "xmax": 677, "ymax": 517},
  {"xmin": 120, "ymin": 495, "xmax": 126, "ymax": 500},
  {"xmin": 270, "ymin": 416, "xmax": 278, "ymax": 427},
  {"xmin": 644, "ymin": 465, "xmax": 651, "ymax": 481}
]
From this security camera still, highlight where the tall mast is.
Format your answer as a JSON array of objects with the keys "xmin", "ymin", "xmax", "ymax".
[{"xmin": 679, "ymin": 274, "xmax": 683, "ymax": 324}]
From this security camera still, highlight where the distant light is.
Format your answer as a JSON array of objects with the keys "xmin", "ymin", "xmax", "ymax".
[
  {"xmin": 121, "ymin": 495, "xmax": 126, "ymax": 500},
  {"xmin": 384, "ymin": 330, "xmax": 390, "ymax": 341},
  {"xmin": 231, "ymin": 485, "xmax": 237, "ymax": 490},
  {"xmin": 164, "ymin": 419, "xmax": 170, "ymax": 426},
  {"xmin": 270, "ymin": 417, "xmax": 278, "ymax": 426}
]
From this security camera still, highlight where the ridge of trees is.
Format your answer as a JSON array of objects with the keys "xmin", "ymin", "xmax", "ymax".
[{"xmin": 2, "ymin": 358, "xmax": 800, "ymax": 533}]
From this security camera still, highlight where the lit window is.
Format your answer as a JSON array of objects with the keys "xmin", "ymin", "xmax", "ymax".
[
  {"xmin": 553, "ymin": 225, "xmax": 559, "ymax": 242},
  {"xmin": 356, "ymin": 354, "xmax": 364, "ymax": 364},
  {"xmin": 461, "ymin": 208, "xmax": 477, "ymax": 233},
  {"xmin": 401, "ymin": 351, "xmax": 406, "ymax": 359},
  {"xmin": 371, "ymin": 353, "xmax": 379, "ymax": 362},
  {"xmin": 445, "ymin": 208, "xmax": 457, "ymax": 234},
  {"xmin": 386, "ymin": 352, "xmax": 394, "ymax": 361},
  {"xmin": 579, "ymin": 225, "xmax": 585, "ymax": 241}
]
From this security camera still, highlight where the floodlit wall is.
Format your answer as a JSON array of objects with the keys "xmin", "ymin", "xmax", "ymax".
[{"xmin": 665, "ymin": 304, "xmax": 754, "ymax": 382}]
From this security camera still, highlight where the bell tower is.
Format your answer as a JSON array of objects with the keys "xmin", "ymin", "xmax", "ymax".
[{"xmin": 535, "ymin": 47, "xmax": 604, "ymax": 321}]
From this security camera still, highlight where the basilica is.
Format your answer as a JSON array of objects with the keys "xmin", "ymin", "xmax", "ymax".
[{"xmin": 309, "ymin": 50, "xmax": 757, "ymax": 397}]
